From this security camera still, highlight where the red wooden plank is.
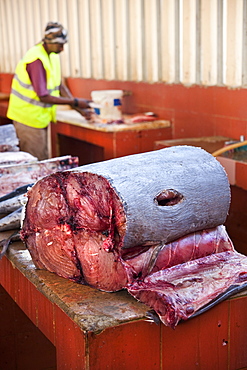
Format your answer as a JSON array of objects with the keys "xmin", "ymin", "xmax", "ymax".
[
  {"xmin": 114, "ymin": 131, "xmax": 140, "ymax": 157},
  {"xmin": 140, "ymin": 127, "xmax": 172, "ymax": 152},
  {"xmin": 0, "ymin": 73, "xmax": 13, "ymax": 93},
  {"xmin": 236, "ymin": 161, "xmax": 247, "ymax": 191},
  {"xmin": 51, "ymin": 121, "xmax": 115, "ymax": 160},
  {"xmin": 197, "ymin": 301, "xmax": 229, "ymax": 370},
  {"xmin": 88, "ymin": 320, "xmax": 161, "ymax": 370},
  {"xmin": 229, "ymin": 295, "xmax": 247, "ymax": 370},
  {"xmin": 36, "ymin": 291, "xmax": 56, "ymax": 345},
  {"xmin": 14, "ymin": 269, "xmax": 37, "ymax": 325},
  {"xmin": 54, "ymin": 305, "xmax": 86, "ymax": 370},
  {"xmin": 0, "ymin": 256, "xmax": 16, "ymax": 298},
  {"xmin": 161, "ymin": 301, "xmax": 229, "ymax": 370}
]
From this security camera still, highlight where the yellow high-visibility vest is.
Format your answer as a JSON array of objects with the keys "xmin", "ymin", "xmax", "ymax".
[{"xmin": 7, "ymin": 43, "xmax": 61, "ymax": 128}]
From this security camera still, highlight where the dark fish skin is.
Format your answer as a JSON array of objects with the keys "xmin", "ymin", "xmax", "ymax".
[
  {"xmin": 145, "ymin": 311, "xmax": 161, "ymax": 325},
  {"xmin": 0, "ymin": 231, "xmax": 21, "ymax": 260},
  {"xmin": 0, "ymin": 183, "xmax": 33, "ymax": 202},
  {"xmin": 146, "ymin": 282, "xmax": 247, "ymax": 325},
  {"xmin": 190, "ymin": 282, "xmax": 247, "ymax": 318}
]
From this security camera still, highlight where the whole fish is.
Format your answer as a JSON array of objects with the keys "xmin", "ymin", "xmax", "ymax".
[
  {"xmin": 0, "ymin": 183, "xmax": 33, "ymax": 202},
  {"xmin": 0, "ymin": 231, "xmax": 21, "ymax": 260},
  {"xmin": 0, "ymin": 193, "xmax": 27, "ymax": 214},
  {"xmin": 0, "ymin": 124, "xmax": 19, "ymax": 152},
  {"xmin": 0, "ymin": 155, "xmax": 79, "ymax": 198},
  {"xmin": 0, "ymin": 183, "xmax": 32, "ymax": 214},
  {"xmin": 0, "ymin": 151, "xmax": 37, "ymax": 167},
  {"xmin": 0, "ymin": 207, "xmax": 23, "ymax": 231}
]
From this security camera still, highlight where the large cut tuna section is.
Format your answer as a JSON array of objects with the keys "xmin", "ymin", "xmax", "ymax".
[
  {"xmin": 22, "ymin": 170, "xmax": 128, "ymax": 292},
  {"xmin": 21, "ymin": 146, "xmax": 247, "ymax": 328}
]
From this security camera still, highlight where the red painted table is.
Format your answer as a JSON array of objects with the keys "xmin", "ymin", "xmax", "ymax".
[
  {"xmin": 51, "ymin": 109, "xmax": 172, "ymax": 165},
  {"xmin": 0, "ymin": 93, "xmax": 11, "ymax": 125},
  {"xmin": 1, "ymin": 231, "xmax": 247, "ymax": 369}
]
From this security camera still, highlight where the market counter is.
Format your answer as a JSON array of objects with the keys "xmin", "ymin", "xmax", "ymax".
[
  {"xmin": 1, "ymin": 231, "xmax": 247, "ymax": 369},
  {"xmin": 51, "ymin": 109, "xmax": 172, "ymax": 165},
  {"xmin": 0, "ymin": 92, "xmax": 11, "ymax": 125}
]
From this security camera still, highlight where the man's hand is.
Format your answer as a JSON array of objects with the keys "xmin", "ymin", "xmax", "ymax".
[
  {"xmin": 75, "ymin": 107, "xmax": 93, "ymax": 121},
  {"xmin": 76, "ymin": 98, "xmax": 92, "ymax": 109}
]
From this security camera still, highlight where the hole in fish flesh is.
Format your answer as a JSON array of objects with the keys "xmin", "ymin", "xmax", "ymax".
[{"xmin": 155, "ymin": 189, "xmax": 184, "ymax": 206}]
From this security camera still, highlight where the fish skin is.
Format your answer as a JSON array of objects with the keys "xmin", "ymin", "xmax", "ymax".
[
  {"xmin": 0, "ymin": 155, "xmax": 78, "ymax": 198},
  {"xmin": 0, "ymin": 207, "xmax": 22, "ymax": 231},
  {"xmin": 190, "ymin": 282, "xmax": 247, "ymax": 318},
  {"xmin": 0, "ymin": 231, "xmax": 21, "ymax": 260},
  {"xmin": 0, "ymin": 183, "xmax": 33, "ymax": 202},
  {"xmin": 0, "ymin": 151, "xmax": 37, "ymax": 167},
  {"xmin": 0, "ymin": 193, "xmax": 27, "ymax": 214}
]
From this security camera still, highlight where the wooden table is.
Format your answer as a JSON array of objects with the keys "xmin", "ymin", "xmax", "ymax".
[
  {"xmin": 0, "ymin": 92, "xmax": 10, "ymax": 125},
  {"xmin": 1, "ymin": 231, "xmax": 247, "ymax": 369},
  {"xmin": 154, "ymin": 136, "xmax": 231, "ymax": 154},
  {"xmin": 51, "ymin": 110, "xmax": 172, "ymax": 165}
]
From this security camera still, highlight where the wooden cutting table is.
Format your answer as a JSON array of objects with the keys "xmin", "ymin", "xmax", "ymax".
[
  {"xmin": 51, "ymin": 109, "xmax": 172, "ymax": 165},
  {"xmin": 0, "ymin": 92, "xmax": 11, "ymax": 125},
  {"xmin": 1, "ymin": 230, "xmax": 247, "ymax": 369}
]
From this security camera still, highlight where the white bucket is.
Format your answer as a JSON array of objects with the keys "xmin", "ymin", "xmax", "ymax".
[{"xmin": 91, "ymin": 90, "xmax": 123, "ymax": 122}]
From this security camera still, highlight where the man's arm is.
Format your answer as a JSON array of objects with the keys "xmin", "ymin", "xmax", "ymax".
[{"xmin": 27, "ymin": 59, "xmax": 92, "ymax": 112}]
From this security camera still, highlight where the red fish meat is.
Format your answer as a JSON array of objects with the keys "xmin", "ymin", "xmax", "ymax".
[{"xmin": 127, "ymin": 249, "xmax": 247, "ymax": 328}]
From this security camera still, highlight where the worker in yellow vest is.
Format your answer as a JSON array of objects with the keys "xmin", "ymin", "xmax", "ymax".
[{"xmin": 7, "ymin": 22, "xmax": 91, "ymax": 160}]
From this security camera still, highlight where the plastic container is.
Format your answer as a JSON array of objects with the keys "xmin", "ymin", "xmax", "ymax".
[{"xmin": 91, "ymin": 90, "xmax": 123, "ymax": 122}]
